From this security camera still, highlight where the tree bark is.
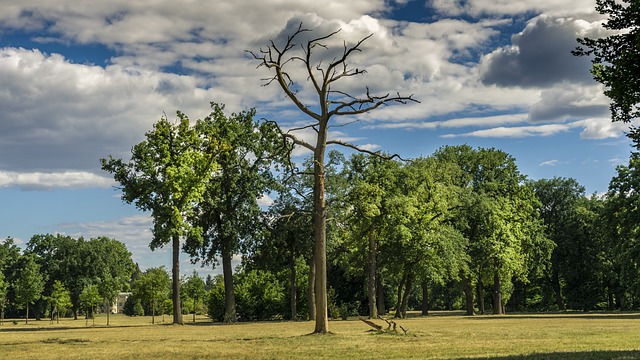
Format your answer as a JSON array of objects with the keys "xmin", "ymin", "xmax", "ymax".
[
  {"xmin": 172, "ymin": 235, "xmax": 183, "ymax": 324},
  {"xmin": 290, "ymin": 251, "xmax": 297, "ymax": 321},
  {"xmin": 25, "ymin": 303, "xmax": 29, "ymax": 325},
  {"xmin": 222, "ymin": 242, "xmax": 237, "ymax": 323},
  {"xmin": 313, "ymin": 126, "xmax": 329, "ymax": 333},
  {"xmin": 476, "ymin": 277, "xmax": 485, "ymax": 315},
  {"xmin": 395, "ymin": 271, "xmax": 407, "ymax": 318},
  {"xmin": 399, "ymin": 271, "xmax": 414, "ymax": 318},
  {"xmin": 493, "ymin": 271, "xmax": 503, "ymax": 315},
  {"xmin": 307, "ymin": 251, "xmax": 316, "ymax": 321},
  {"xmin": 376, "ymin": 275, "xmax": 386, "ymax": 316},
  {"xmin": 462, "ymin": 274, "xmax": 475, "ymax": 316},
  {"xmin": 550, "ymin": 267, "xmax": 566, "ymax": 311},
  {"xmin": 367, "ymin": 228, "xmax": 378, "ymax": 319},
  {"xmin": 421, "ymin": 281, "xmax": 429, "ymax": 316}
]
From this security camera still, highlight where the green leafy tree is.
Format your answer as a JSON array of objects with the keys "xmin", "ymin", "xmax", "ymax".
[
  {"xmin": 102, "ymin": 113, "xmax": 218, "ymax": 325},
  {"xmin": 182, "ymin": 271, "xmax": 206, "ymax": 322},
  {"xmin": 79, "ymin": 284, "xmax": 101, "ymax": 326},
  {"xmin": 433, "ymin": 146, "xmax": 552, "ymax": 315},
  {"xmin": 134, "ymin": 267, "xmax": 170, "ymax": 324},
  {"xmin": 13, "ymin": 254, "xmax": 45, "ymax": 324},
  {"xmin": 605, "ymin": 152, "xmax": 640, "ymax": 307},
  {"xmin": 0, "ymin": 238, "xmax": 21, "ymax": 322},
  {"xmin": 183, "ymin": 103, "xmax": 288, "ymax": 323},
  {"xmin": 574, "ymin": 0, "xmax": 640, "ymax": 144},
  {"xmin": 88, "ymin": 237, "xmax": 135, "ymax": 325},
  {"xmin": 49, "ymin": 280, "xmax": 72, "ymax": 323},
  {"xmin": 250, "ymin": 24, "xmax": 416, "ymax": 333},
  {"xmin": 0, "ymin": 271, "xmax": 8, "ymax": 325},
  {"xmin": 532, "ymin": 177, "xmax": 587, "ymax": 310}
]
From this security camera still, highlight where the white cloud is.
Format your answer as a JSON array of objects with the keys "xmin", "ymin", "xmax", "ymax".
[
  {"xmin": 0, "ymin": 170, "xmax": 114, "ymax": 190},
  {"xmin": 442, "ymin": 123, "xmax": 572, "ymax": 138},
  {"xmin": 539, "ymin": 159, "xmax": 560, "ymax": 167},
  {"xmin": 257, "ymin": 194, "xmax": 275, "ymax": 207}
]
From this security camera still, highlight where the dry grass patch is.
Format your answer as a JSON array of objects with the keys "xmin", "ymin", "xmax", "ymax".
[{"xmin": 1, "ymin": 312, "xmax": 640, "ymax": 359}]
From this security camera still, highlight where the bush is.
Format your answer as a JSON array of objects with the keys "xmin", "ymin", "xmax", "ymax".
[
  {"xmin": 235, "ymin": 270, "xmax": 284, "ymax": 321},
  {"xmin": 207, "ymin": 270, "xmax": 285, "ymax": 322},
  {"xmin": 123, "ymin": 296, "xmax": 144, "ymax": 317},
  {"xmin": 206, "ymin": 275, "xmax": 226, "ymax": 322}
]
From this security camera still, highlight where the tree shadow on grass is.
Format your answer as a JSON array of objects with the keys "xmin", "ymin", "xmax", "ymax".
[
  {"xmin": 464, "ymin": 313, "xmax": 640, "ymax": 321},
  {"xmin": 458, "ymin": 350, "xmax": 640, "ymax": 359},
  {"xmin": 0, "ymin": 324, "xmax": 139, "ymax": 332}
]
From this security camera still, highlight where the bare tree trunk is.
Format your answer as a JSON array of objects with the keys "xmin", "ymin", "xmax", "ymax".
[
  {"xmin": 376, "ymin": 275, "xmax": 386, "ymax": 316},
  {"xmin": 290, "ymin": 251, "xmax": 297, "ymax": 321},
  {"xmin": 308, "ymin": 251, "xmax": 316, "ymax": 321},
  {"xmin": 421, "ymin": 281, "xmax": 429, "ymax": 316},
  {"xmin": 476, "ymin": 277, "xmax": 485, "ymax": 315},
  {"xmin": 462, "ymin": 274, "xmax": 475, "ymax": 316},
  {"xmin": 367, "ymin": 228, "xmax": 378, "ymax": 319},
  {"xmin": 222, "ymin": 244, "xmax": 237, "ymax": 323},
  {"xmin": 25, "ymin": 303, "xmax": 29, "ymax": 325},
  {"xmin": 313, "ymin": 130, "xmax": 329, "ymax": 333},
  {"xmin": 107, "ymin": 301, "xmax": 110, "ymax": 326},
  {"xmin": 493, "ymin": 271, "xmax": 503, "ymax": 315},
  {"xmin": 172, "ymin": 235, "xmax": 183, "ymax": 324}
]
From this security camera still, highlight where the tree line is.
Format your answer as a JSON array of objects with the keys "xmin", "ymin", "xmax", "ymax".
[{"xmin": 1, "ymin": 139, "xmax": 639, "ymax": 324}]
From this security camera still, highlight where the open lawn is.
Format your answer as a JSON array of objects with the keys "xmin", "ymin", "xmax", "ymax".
[{"xmin": 1, "ymin": 312, "xmax": 640, "ymax": 359}]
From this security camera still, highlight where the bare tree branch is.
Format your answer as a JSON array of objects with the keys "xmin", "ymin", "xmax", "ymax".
[{"xmin": 325, "ymin": 139, "xmax": 408, "ymax": 161}]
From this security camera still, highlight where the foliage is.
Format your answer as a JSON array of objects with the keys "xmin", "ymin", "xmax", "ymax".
[
  {"xmin": 574, "ymin": 0, "xmax": 640, "ymax": 137},
  {"xmin": 133, "ymin": 267, "xmax": 170, "ymax": 323},
  {"xmin": 13, "ymin": 254, "xmax": 44, "ymax": 323},
  {"xmin": 181, "ymin": 271, "xmax": 206, "ymax": 321},
  {"xmin": 184, "ymin": 102, "xmax": 289, "ymax": 323},
  {"xmin": 122, "ymin": 296, "xmax": 144, "ymax": 317},
  {"xmin": 50, "ymin": 280, "xmax": 72, "ymax": 322},
  {"xmin": 102, "ymin": 112, "xmax": 218, "ymax": 324},
  {"xmin": 206, "ymin": 270, "xmax": 284, "ymax": 322}
]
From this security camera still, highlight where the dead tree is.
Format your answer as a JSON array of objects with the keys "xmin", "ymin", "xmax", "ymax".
[{"xmin": 249, "ymin": 23, "xmax": 417, "ymax": 334}]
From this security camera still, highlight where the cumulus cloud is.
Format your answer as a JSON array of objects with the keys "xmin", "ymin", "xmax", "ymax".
[
  {"xmin": 57, "ymin": 214, "xmax": 158, "ymax": 264},
  {"xmin": 480, "ymin": 16, "xmax": 594, "ymax": 88}
]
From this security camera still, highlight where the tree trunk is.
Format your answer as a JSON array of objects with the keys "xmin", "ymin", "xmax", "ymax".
[
  {"xmin": 367, "ymin": 228, "xmax": 378, "ymax": 319},
  {"xmin": 399, "ymin": 271, "xmax": 414, "ymax": 318},
  {"xmin": 152, "ymin": 299, "xmax": 156, "ymax": 324},
  {"xmin": 476, "ymin": 277, "xmax": 485, "ymax": 314},
  {"xmin": 493, "ymin": 271, "xmax": 503, "ymax": 315},
  {"xmin": 107, "ymin": 301, "xmax": 110, "ymax": 326},
  {"xmin": 313, "ymin": 129, "xmax": 329, "ymax": 333},
  {"xmin": 172, "ymin": 235, "xmax": 183, "ymax": 324},
  {"xmin": 222, "ymin": 243, "xmax": 237, "ymax": 323},
  {"xmin": 376, "ymin": 275, "xmax": 386, "ymax": 315},
  {"xmin": 550, "ymin": 267, "xmax": 566, "ymax": 311},
  {"xmin": 395, "ymin": 271, "xmax": 407, "ymax": 318},
  {"xmin": 421, "ymin": 281, "xmax": 429, "ymax": 316},
  {"xmin": 462, "ymin": 274, "xmax": 475, "ymax": 316},
  {"xmin": 25, "ymin": 303, "xmax": 29, "ymax": 325},
  {"xmin": 307, "ymin": 251, "xmax": 316, "ymax": 321},
  {"xmin": 290, "ymin": 251, "xmax": 297, "ymax": 321}
]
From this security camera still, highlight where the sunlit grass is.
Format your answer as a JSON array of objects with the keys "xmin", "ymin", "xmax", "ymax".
[{"xmin": 2, "ymin": 312, "xmax": 640, "ymax": 359}]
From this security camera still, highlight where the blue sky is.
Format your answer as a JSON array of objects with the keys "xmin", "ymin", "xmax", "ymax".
[{"xmin": 0, "ymin": 0, "xmax": 636, "ymax": 275}]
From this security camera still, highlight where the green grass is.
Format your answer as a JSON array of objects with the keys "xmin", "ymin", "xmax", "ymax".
[{"xmin": 2, "ymin": 312, "xmax": 640, "ymax": 359}]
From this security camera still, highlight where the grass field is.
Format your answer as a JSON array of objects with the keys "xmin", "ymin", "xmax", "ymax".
[{"xmin": 2, "ymin": 312, "xmax": 640, "ymax": 359}]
